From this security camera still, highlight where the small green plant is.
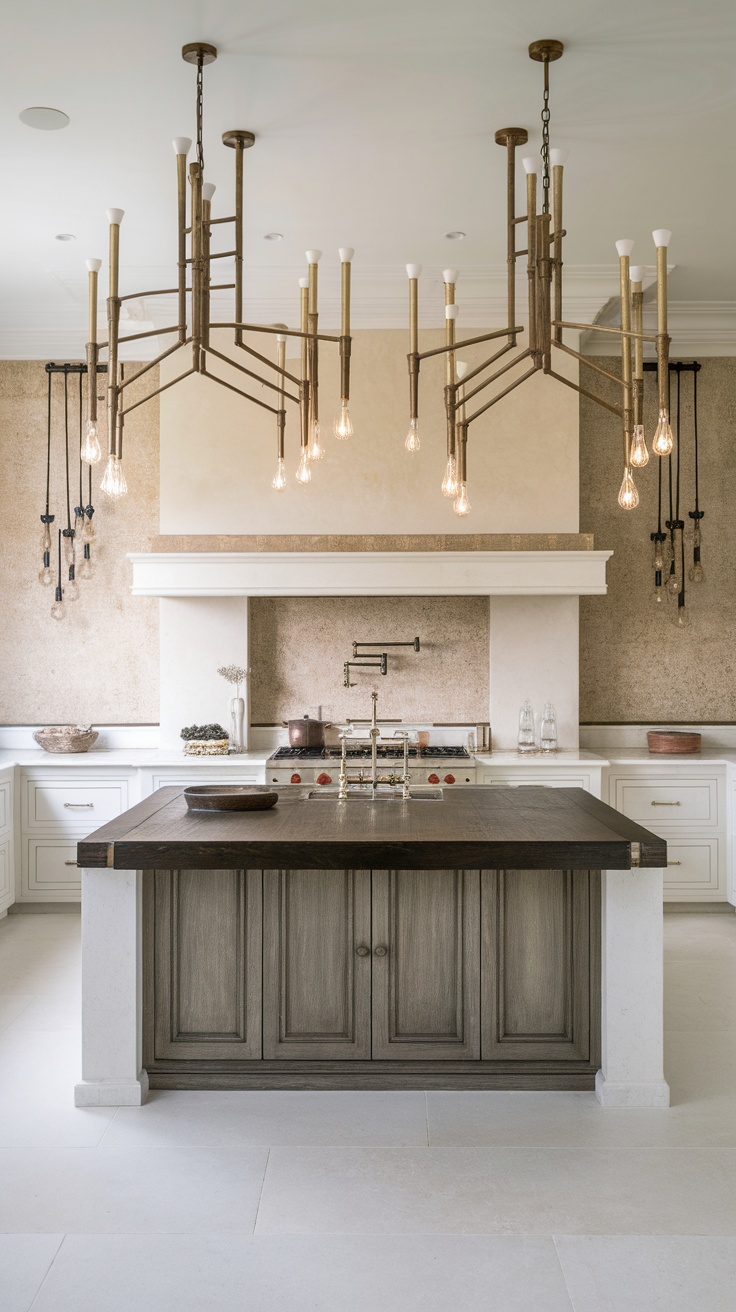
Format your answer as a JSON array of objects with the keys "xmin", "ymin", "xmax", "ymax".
[{"xmin": 180, "ymin": 724, "xmax": 228, "ymax": 741}]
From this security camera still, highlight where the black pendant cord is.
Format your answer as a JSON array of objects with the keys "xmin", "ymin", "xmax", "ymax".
[
  {"xmin": 77, "ymin": 371, "xmax": 84, "ymax": 514},
  {"xmin": 675, "ymin": 368, "xmax": 682, "ymax": 523},
  {"xmin": 657, "ymin": 456, "xmax": 663, "ymax": 536},
  {"xmin": 63, "ymin": 371, "xmax": 72, "ymax": 534},
  {"xmin": 693, "ymin": 367, "xmax": 700, "ymax": 513},
  {"xmin": 44, "ymin": 371, "xmax": 52, "ymax": 518}
]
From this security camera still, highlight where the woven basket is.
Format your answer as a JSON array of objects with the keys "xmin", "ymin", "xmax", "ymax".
[
  {"xmin": 33, "ymin": 726, "xmax": 99, "ymax": 754},
  {"xmin": 183, "ymin": 739, "xmax": 230, "ymax": 756}
]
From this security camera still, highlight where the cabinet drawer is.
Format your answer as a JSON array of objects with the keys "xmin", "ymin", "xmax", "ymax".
[
  {"xmin": 663, "ymin": 838, "xmax": 724, "ymax": 900},
  {"xmin": 613, "ymin": 777, "xmax": 718, "ymax": 828},
  {"xmin": 0, "ymin": 838, "xmax": 12, "ymax": 905},
  {"xmin": 150, "ymin": 773, "xmax": 262, "ymax": 792},
  {"xmin": 22, "ymin": 838, "xmax": 80, "ymax": 900},
  {"xmin": 480, "ymin": 774, "xmax": 590, "ymax": 789},
  {"xmin": 24, "ymin": 778, "xmax": 128, "ymax": 830},
  {"xmin": 0, "ymin": 780, "xmax": 9, "ymax": 832}
]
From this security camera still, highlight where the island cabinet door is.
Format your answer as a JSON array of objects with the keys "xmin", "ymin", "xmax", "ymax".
[
  {"xmin": 371, "ymin": 869, "xmax": 481, "ymax": 1061},
  {"xmin": 263, "ymin": 869, "xmax": 372, "ymax": 1060},
  {"xmin": 149, "ymin": 869, "xmax": 262, "ymax": 1061},
  {"xmin": 481, "ymin": 869, "xmax": 596, "ymax": 1063}
]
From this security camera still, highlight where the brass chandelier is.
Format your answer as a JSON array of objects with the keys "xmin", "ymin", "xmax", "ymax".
[
  {"xmin": 81, "ymin": 42, "xmax": 354, "ymax": 498},
  {"xmin": 403, "ymin": 38, "xmax": 673, "ymax": 517}
]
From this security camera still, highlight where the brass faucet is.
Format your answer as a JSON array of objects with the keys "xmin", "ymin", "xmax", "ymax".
[{"xmin": 338, "ymin": 691, "xmax": 411, "ymax": 800}]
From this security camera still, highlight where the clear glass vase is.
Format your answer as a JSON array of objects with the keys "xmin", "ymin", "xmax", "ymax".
[
  {"xmin": 229, "ymin": 696, "xmax": 245, "ymax": 754},
  {"xmin": 517, "ymin": 700, "xmax": 536, "ymax": 754}
]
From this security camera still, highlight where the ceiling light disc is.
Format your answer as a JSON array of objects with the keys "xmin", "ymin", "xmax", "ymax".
[
  {"xmin": 528, "ymin": 39, "xmax": 564, "ymax": 63},
  {"xmin": 19, "ymin": 106, "xmax": 69, "ymax": 130},
  {"xmin": 182, "ymin": 42, "xmax": 217, "ymax": 65},
  {"xmin": 222, "ymin": 130, "xmax": 256, "ymax": 150},
  {"xmin": 495, "ymin": 127, "xmax": 529, "ymax": 148}
]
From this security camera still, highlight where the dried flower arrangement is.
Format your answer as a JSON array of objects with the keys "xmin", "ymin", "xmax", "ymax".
[{"xmin": 218, "ymin": 665, "xmax": 248, "ymax": 696}]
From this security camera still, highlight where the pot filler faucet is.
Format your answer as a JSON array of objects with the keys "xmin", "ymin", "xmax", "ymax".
[
  {"xmin": 338, "ymin": 692, "xmax": 411, "ymax": 800},
  {"xmin": 343, "ymin": 637, "xmax": 421, "ymax": 687}
]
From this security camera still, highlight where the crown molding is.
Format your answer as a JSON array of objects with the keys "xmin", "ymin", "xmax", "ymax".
[{"xmin": 583, "ymin": 300, "xmax": 736, "ymax": 358}]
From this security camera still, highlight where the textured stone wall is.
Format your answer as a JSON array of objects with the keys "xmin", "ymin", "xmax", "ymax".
[
  {"xmin": 579, "ymin": 358, "xmax": 736, "ymax": 723},
  {"xmin": 0, "ymin": 362, "xmax": 159, "ymax": 724},
  {"xmin": 249, "ymin": 595, "xmax": 490, "ymax": 724}
]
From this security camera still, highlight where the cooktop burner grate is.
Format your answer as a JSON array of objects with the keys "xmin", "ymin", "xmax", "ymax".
[{"xmin": 271, "ymin": 744, "xmax": 472, "ymax": 761}]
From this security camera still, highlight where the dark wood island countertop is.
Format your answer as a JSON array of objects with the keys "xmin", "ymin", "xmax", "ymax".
[{"xmin": 77, "ymin": 785, "xmax": 666, "ymax": 871}]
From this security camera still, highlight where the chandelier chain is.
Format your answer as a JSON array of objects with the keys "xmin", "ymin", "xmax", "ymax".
[
  {"xmin": 196, "ymin": 52, "xmax": 205, "ymax": 174},
  {"xmin": 541, "ymin": 60, "xmax": 551, "ymax": 215}
]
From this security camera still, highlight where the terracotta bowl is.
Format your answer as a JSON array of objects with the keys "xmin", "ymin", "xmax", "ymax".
[
  {"xmin": 647, "ymin": 730, "xmax": 701, "ymax": 755},
  {"xmin": 33, "ymin": 726, "xmax": 98, "ymax": 754}
]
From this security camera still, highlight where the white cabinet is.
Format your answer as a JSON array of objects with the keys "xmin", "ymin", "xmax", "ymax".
[
  {"xmin": 139, "ymin": 764, "xmax": 265, "ymax": 797},
  {"xmin": 607, "ymin": 765, "xmax": 728, "ymax": 903},
  {"xmin": 478, "ymin": 765, "xmax": 602, "ymax": 798},
  {"xmin": 0, "ymin": 771, "xmax": 14, "ymax": 915}
]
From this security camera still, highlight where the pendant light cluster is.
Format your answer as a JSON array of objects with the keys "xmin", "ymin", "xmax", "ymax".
[
  {"xmin": 648, "ymin": 362, "xmax": 705, "ymax": 628},
  {"xmin": 82, "ymin": 42, "xmax": 354, "ymax": 502},
  {"xmin": 39, "ymin": 364, "xmax": 99, "ymax": 621},
  {"xmin": 402, "ymin": 39, "xmax": 673, "ymax": 518}
]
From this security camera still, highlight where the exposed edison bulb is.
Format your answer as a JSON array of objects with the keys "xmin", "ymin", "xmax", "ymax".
[
  {"xmin": 38, "ymin": 565, "xmax": 53, "ymax": 586},
  {"xmin": 272, "ymin": 457, "xmax": 287, "ymax": 491},
  {"xmin": 652, "ymin": 409, "xmax": 674, "ymax": 456},
  {"xmin": 629, "ymin": 424, "xmax": 649, "ymax": 468},
  {"xmin": 100, "ymin": 454, "xmax": 127, "ymax": 499},
  {"xmin": 666, "ymin": 570, "xmax": 681, "ymax": 596},
  {"xmin": 81, "ymin": 419, "xmax": 102, "ymax": 465},
  {"xmin": 653, "ymin": 584, "xmax": 664, "ymax": 605},
  {"xmin": 50, "ymin": 597, "xmax": 66, "ymax": 622},
  {"xmin": 63, "ymin": 535, "xmax": 75, "ymax": 567},
  {"xmin": 617, "ymin": 467, "xmax": 639, "ymax": 510},
  {"xmin": 78, "ymin": 554, "xmax": 94, "ymax": 580},
  {"xmin": 689, "ymin": 561, "xmax": 705, "ymax": 584},
  {"xmin": 66, "ymin": 576, "xmax": 79, "ymax": 603},
  {"xmin": 453, "ymin": 482, "xmax": 471, "ymax": 516},
  {"xmin": 653, "ymin": 544, "xmax": 664, "ymax": 571},
  {"xmin": 295, "ymin": 449, "xmax": 312, "ymax": 484},
  {"xmin": 405, "ymin": 419, "xmax": 420, "ymax": 453},
  {"xmin": 308, "ymin": 422, "xmax": 325, "ymax": 461},
  {"xmin": 674, "ymin": 604, "xmax": 690, "ymax": 628},
  {"xmin": 333, "ymin": 403, "xmax": 353, "ymax": 440},
  {"xmin": 39, "ymin": 524, "xmax": 52, "ymax": 551},
  {"xmin": 81, "ymin": 515, "xmax": 95, "ymax": 543},
  {"xmin": 441, "ymin": 455, "xmax": 458, "ymax": 498}
]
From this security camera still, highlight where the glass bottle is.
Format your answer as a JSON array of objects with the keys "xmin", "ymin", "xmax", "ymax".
[
  {"xmin": 540, "ymin": 703, "xmax": 558, "ymax": 753},
  {"xmin": 518, "ymin": 700, "xmax": 536, "ymax": 754}
]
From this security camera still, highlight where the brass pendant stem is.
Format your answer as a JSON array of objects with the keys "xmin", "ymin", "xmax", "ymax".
[
  {"xmin": 632, "ymin": 281, "xmax": 644, "ymax": 429},
  {"xmin": 619, "ymin": 251, "xmax": 633, "ymax": 461},
  {"xmin": 408, "ymin": 277, "xmax": 418, "ymax": 356},
  {"xmin": 552, "ymin": 163, "xmax": 563, "ymax": 344},
  {"xmin": 202, "ymin": 195, "xmax": 211, "ymax": 350},
  {"xmin": 526, "ymin": 173, "xmax": 538, "ymax": 362},
  {"xmin": 277, "ymin": 337, "xmax": 286, "ymax": 460},
  {"xmin": 106, "ymin": 221, "xmax": 121, "ymax": 456},
  {"xmin": 189, "ymin": 162, "xmax": 203, "ymax": 370},
  {"xmin": 457, "ymin": 421, "xmax": 468, "ymax": 484},
  {"xmin": 86, "ymin": 265, "xmax": 99, "ymax": 425},
  {"xmin": 656, "ymin": 244, "xmax": 670, "ymax": 412},
  {"xmin": 538, "ymin": 212, "xmax": 552, "ymax": 371},
  {"xmin": 444, "ymin": 279, "xmax": 456, "ymax": 388},
  {"xmin": 176, "ymin": 152, "xmax": 187, "ymax": 343},
  {"xmin": 234, "ymin": 143, "xmax": 244, "ymax": 347}
]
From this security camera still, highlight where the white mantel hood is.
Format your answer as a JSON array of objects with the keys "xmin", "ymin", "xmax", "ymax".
[{"xmin": 128, "ymin": 549, "xmax": 612, "ymax": 598}]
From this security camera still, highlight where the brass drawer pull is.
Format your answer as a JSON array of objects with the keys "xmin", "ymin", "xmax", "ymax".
[
  {"xmin": 64, "ymin": 860, "xmax": 78, "ymax": 866},
  {"xmin": 356, "ymin": 945, "xmax": 370, "ymax": 957},
  {"xmin": 651, "ymin": 800, "xmax": 681, "ymax": 806},
  {"xmin": 667, "ymin": 860, "xmax": 682, "ymax": 866},
  {"xmin": 64, "ymin": 802, "xmax": 94, "ymax": 809},
  {"xmin": 374, "ymin": 945, "xmax": 388, "ymax": 957}
]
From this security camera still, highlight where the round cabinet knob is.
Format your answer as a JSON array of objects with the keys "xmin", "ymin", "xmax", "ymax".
[
  {"xmin": 374, "ymin": 945, "xmax": 388, "ymax": 957},
  {"xmin": 290, "ymin": 772, "xmax": 302, "ymax": 784},
  {"xmin": 316, "ymin": 772, "xmax": 332, "ymax": 785},
  {"xmin": 444, "ymin": 774, "xmax": 456, "ymax": 784},
  {"xmin": 356, "ymin": 945, "xmax": 370, "ymax": 957},
  {"xmin": 427, "ymin": 773, "xmax": 440, "ymax": 784}
]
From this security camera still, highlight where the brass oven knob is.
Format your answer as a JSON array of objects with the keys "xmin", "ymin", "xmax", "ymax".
[
  {"xmin": 374, "ymin": 945, "xmax": 388, "ymax": 957},
  {"xmin": 356, "ymin": 945, "xmax": 370, "ymax": 957}
]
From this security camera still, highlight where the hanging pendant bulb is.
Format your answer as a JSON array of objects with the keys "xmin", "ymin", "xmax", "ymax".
[
  {"xmin": 81, "ymin": 419, "xmax": 102, "ymax": 465},
  {"xmin": 653, "ymin": 584, "xmax": 664, "ymax": 606},
  {"xmin": 441, "ymin": 455, "xmax": 458, "ymax": 498},
  {"xmin": 405, "ymin": 419, "xmax": 420, "ymax": 453},
  {"xmin": 271, "ymin": 457, "xmax": 287, "ymax": 491},
  {"xmin": 674, "ymin": 601, "xmax": 689, "ymax": 628},
  {"xmin": 617, "ymin": 467, "xmax": 639, "ymax": 510},
  {"xmin": 82, "ymin": 510, "xmax": 95, "ymax": 542},
  {"xmin": 78, "ymin": 550, "xmax": 94, "ymax": 580},
  {"xmin": 652, "ymin": 409, "xmax": 674, "ymax": 456},
  {"xmin": 333, "ymin": 403, "xmax": 353, "ymax": 440},
  {"xmin": 66, "ymin": 572, "xmax": 79, "ymax": 603},
  {"xmin": 38, "ymin": 564, "xmax": 54, "ymax": 586},
  {"xmin": 689, "ymin": 521, "xmax": 704, "ymax": 582},
  {"xmin": 39, "ymin": 524, "xmax": 52, "ymax": 552},
  {"xmin": 63, "ymin": 531, "xmax": 75, "ymax": 567},
  {"xmin": 453, "ymin": 482, "xmax": 471, "ymax": 516},
  {"xmin": 629, "ymin": 424, "xmax": 649, "ymax": 468},
  {"xmin": 295, "ymin": 449, "xmax": 312, "ymax": 484},
  {"xmin": 100, "ymin": 454, "xmax": 127, "ymax": 499},
  {"xmin": 50, "ymin": 584, "xmax": 65, "ymax": 622},
  {"xmin": 307, "ymin": 422, "xmax": 325, "ymax": 461}
]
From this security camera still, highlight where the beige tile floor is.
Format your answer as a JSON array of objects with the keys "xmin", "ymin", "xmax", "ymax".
[{"xmin": 1, "ymin": 909, "xmax": 735, "ymax": 1310}]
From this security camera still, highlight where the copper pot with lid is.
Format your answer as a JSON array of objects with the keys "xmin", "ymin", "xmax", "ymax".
[{"xmin": 285, "ymin": 715, "xmax": 331, "ymax": 749}]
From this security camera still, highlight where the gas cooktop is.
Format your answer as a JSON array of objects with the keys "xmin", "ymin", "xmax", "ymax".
[{"xmin": 271, "ymin": 745, "xmax": 472, "ymax": 761}]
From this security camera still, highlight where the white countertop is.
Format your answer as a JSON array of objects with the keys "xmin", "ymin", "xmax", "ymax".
[{"xmin": 0, "ymin": 749, "xmax": 273, "ymax": 769}]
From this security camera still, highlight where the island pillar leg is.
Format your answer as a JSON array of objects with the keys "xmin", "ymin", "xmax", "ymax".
[
  {"xmin": 74, "ymin": 868, "xmax": 148, "ymax": 1108},
  {"xmin": 596, "ymin": 868, "xmax": 670, "ymax": 1108}
]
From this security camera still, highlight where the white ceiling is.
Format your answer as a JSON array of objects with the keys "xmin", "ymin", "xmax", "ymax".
[{"xmin": 3, "ymin": 0, "xmax": 736, "ymax": 358}]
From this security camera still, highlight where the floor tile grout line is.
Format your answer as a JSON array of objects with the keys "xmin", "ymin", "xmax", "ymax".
[
  {"xmin": 252, "ymin": 1148, "xmax": 271, "ymax": 1235},
  {"xmin": 94, "ymin": 1104, "xmax": 123, "ymax": 1147},
  {"xmin": 551, "ymin": 1235, "xmax": 579, "ymax": 1312},
  {"xmin": 26, "ymin": 1233, "xmax": 67, "ymax": 1311}
]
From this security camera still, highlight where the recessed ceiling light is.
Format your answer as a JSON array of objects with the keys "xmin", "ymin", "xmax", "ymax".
[
  {"xmin": 55, "ymin": 233, "xmax": 75, "ymax": 242},
  {"xmin": 264, "ymin": 232, "xmax": 283, "ymax": 241},
  {"xmin": 20, "ymin": 106, "xmax": 69, "ymax": 131},
  {"xmin": 444, "ymin": 231, "xmax": 466, "ymax": 241}
]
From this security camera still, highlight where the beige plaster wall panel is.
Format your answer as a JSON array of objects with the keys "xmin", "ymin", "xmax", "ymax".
[
  {"xmin": 160, "ymin": 329, "xmax": 579, "ymax": 536},
  {"xmin": 249, "ymin": 595, "xmax": 490, "ymax": 724},
  {"xmin": 0, "ymin": 362, "xmax": 159, "ymax": 725},
  {"xmin": 579, "ymin": 358, "xmax": 736, "ymax": 724}
]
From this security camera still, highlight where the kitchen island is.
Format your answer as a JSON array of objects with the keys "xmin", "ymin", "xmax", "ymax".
[{"xmin": 75, "ymin": 786, "xmax": 670, "ymax": 1109}]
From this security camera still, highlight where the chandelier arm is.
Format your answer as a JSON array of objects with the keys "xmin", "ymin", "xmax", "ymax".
[
  {"xmin": 234, "ymin": 141, "xmax": 244, "ymax": 347},
  {"xmin": 234, "ymin": 339, "xmax": 302, "ymax": 388},
  {"xmin": 552, "ymin": 161, "xmax": 563, "ymax": 345},
  {"xmin": 106, "ymin": 217, "xmax": 121, "ymax": 460},
  {"xmin": 465, "ymin": 365, "xmax": 537, "ymax": 425},
  {"xmin": 552, "ymin": 338, "xmax": 631, "ymax": 390},
  {"xmin": 200, "ymin": 367, "xmax": 283, "ymax": 416},
  {"xmin": 457, "ymin": 349, "xmax": 533, "ymax": 408},
  {"xmin": 100, "ymin": 325, "xmax": 181, "ymax": 347},
  {"xmin": 416, "ymin": 325, "xmax": 522, "ymax": 364},
  {"xmin": 202, "ymin": 189, "xmax": 212, "ymax": 350},
  {"xmin": 526, "ymin": 173, "xmax": 538, "ymax": 364},
  {"xmin": 207, "ymin": 215, "xmax": 237, "ymax": 226},
  {"xmin": 618, "ymin": 249, "xmax": 633, "ymax": 468},
  {"xmin": 119, "ymin": 366, "xmax": 197, "ymax": 418},
  {"xmin": 546, "ymin": 368, "xmax": 624, "ymax": 420},
  {"xmin": 188, "ymin": 249, "xmax": 237, "ymax": 262},
  {"xmin": 190, "ymin": 161, "xmax": 203, "ymax": 370},
  {"xmin": 118, "ymin": 339, "xmax": 190, "ymax": 391},
  {"xmin": 206, "ymin": 343, "xmax": 301, "ymax": 403},
  {"xmin": 552, "ymin": 319, "xmax": 657, "ymax": 343},
  {"xmin": 210, "ymin": 322, "xmax": 341, "ymax": 344},
  {"xmin": 451, "ymin": 342, "xmax": 516, "ymax": 390},
  {"xmin": 177, "ymin": 148, "xmax": 187, "ymax": 343},
  {"xmin": 538, "ymin": 212, "xmax": 552, "ymax": 372}
]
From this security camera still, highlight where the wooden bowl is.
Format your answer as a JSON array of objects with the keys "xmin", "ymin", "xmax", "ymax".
[
  {"xmin": 184, "ymin": 785, "xmax": 279, "ymax": 812},
  {"xmin": 647, "ymin": 730, "xmax": 701, "ymax": 755},
  {"xmin": 33, "ymin": 726, "xmax": 98, "ymax": 754}
]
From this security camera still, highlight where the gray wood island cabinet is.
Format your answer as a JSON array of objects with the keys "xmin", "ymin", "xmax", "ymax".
[{"xmin": 77, "ymin": 786, "xmax": 667, "ymax": 1096}]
